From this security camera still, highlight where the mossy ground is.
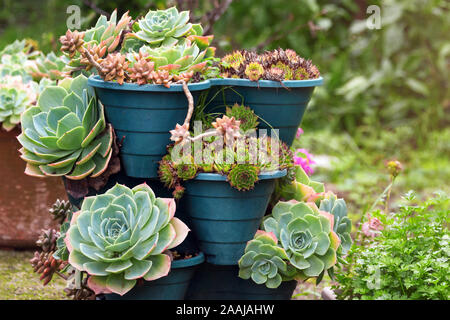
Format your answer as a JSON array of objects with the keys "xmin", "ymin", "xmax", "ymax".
[{"xmin": 0, "ymin": 250, "xmax": 66, "ymax": 300}]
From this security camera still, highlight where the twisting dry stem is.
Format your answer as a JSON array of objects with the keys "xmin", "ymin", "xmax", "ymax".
[
  {"xmin": 81, "ymin": 49, "xmax": 105, "ymax": 77},
  {"xmin": 181, "ymin": 80, "xmax": 194, "ymax": 129},
  {"xmin": 188, "ymin": 130, "xmax": 218, "ymax": 142}
]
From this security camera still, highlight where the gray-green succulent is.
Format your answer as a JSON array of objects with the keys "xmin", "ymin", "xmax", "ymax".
[
  {"xmin": 0, "ymin": 79, "xmax": 33, "ymax": 131},
  {"xmin": 238, "ymin": 231, "xmax": 297, "ymax": 288},
  {"xmin": 262, "ymin": 201, "xmax": 341, "ymax": 279},
  {"xmin": 66, "ymin": 183, "xmax": 189, "ymax": 295},
  {"xmin": 17, "ymin": 74, "xmax": 114, "ymax": 180},
  {"xmin": 127, "ymin": 7, "xmax": 202, "ymax": 48},
  {"xmin": 319, "ymin": 193, "xmax": 352, "ymax": 254}
]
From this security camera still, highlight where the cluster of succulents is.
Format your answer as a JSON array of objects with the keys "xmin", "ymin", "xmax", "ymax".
[
  {"xmin": 26, "ymin": 51, "xmax": 70, "ymax": 81},
  {"xmin": 65, "ymin": 183, "xmax": 189, "ymax": 295},
  {"xmin": 17, "ymin": 74, "xmax": 114, "ymax": 180},
  {"xmin": 239, "ymin": 195, "xmax": 349, "ymax": 287},
  {"xmin": 30, "ymin": 228, "xmax": 68, "ymax": 286},
  {"xmin": 220, "ymin": 48, "xmax": 320, "ymax": 82},
  {"xmin": 60, "ymin": 7, "xmax": 218, "ymax": 86},
  {"xmin": 0, "ymin": 75, "xmax": 39, "ymax": 131},
  {"xmin": 159, "ymin": 106, "xmax": 293, "ymax": 197},
  {"xmin": 60, "ymin": 10, "xmax": 131, "ymax": 72}
]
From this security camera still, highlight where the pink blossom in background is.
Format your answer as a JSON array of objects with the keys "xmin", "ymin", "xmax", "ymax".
[
  {"xmin": 362, "ymin": 215, "xmax": 384, "ymax": 237},
  {"xmin": 294, "ymin": 148, "xmax": 315, "ymax": 176},
  {"xmin": 296, "ymin": 127, "xmax": 304, "ymax": 138}
]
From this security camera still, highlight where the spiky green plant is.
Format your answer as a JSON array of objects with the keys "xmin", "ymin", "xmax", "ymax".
[
  {"xmin": 127, "ymin": 7, "xmax": 202, "ymax": 48},
  {"xmin": 227, "ymin": 164, "xmax": 260, "ymax": 191},
  {"xmin": 17, "ymin": 74, "xmax": 114, "ymax": 180},
  {"xmin": 262, "ymin": 201, "xmax": 340, "ymax": 278},
  {"xmin": 319, "ymin": 194, "xmax": 352, "ymax": 254},
  {"xmin": 225, "ymin": 104, "xmax": 259, "ymax": 132},
  {"xmin": 238, "ymin": 231, "xmax": 297, "ymax": 288},
  {"xmin": 66, "ymin": 183, "xmax": 190, "ymax": 295},
  {"xmin": 244, "ymin": 62, "xmax": 264, "ymax": 81}
]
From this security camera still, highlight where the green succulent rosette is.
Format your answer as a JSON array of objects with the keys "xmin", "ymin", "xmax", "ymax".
[
  {"xmin": 319, "ymin": 193, "xmax": 352, "ymax": 254},
  {"xmin": 262, "ymin": 201, "xmax": 341, "ymax": 278},
  {"xmin": 128, "ymin": 7, "xmax": 203, "ymax": 48},
  {"xmin": 27, "ymin": 51, "xmax": 69, "ymax": 81},
  {"xmin": 17, "ymin": 74, "xmax": 114, "ymax": 180},
  {"xmin": 238, "ymin": 230, "xmax": 297, "ymax": 288},
  {"xmin": 137, "ymin": 41, "xmax": 213, "ymax": 75},
  {"xmin": 0, "ymin": 79, "xmax": 33, "ymax": 131},
  {"xmin": 66, "ymin": 183, "xmax": 190, "ymax": 296}
]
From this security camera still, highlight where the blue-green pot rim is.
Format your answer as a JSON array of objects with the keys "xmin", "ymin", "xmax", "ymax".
[
  {"xmin": 172, "ymin": 252, "xmax": 205, "ymax": 268},
  {"xmin": 192, "ymin": 169, "xmax": 287, "ymax": 182},
  {"xmin": 88, "ymin": 75, "xmax": 211, "ymax": 92},
  {"xmin": 209, "ymin": 77, "xmax": 323, "ymax": 88}
]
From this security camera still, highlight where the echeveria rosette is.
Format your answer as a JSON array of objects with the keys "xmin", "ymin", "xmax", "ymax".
[
  {"xmin": 66, "ymin": 183, "xmax": 190, "ymax": 296},
  {"xmin": 17, "ymin": 74, "xmax": 114, "ymax": 180},
  {"xmin": 128, "ymin": 7, "xmax": 203, "ymax": 48},
  {"xmin": 262, "ymin": 201, "xmax": 341, "ymax": 279},
  {"xmin": 238, "ymin": 231, "xmax": 296, "ymax": 288},
  {"xmin": 137, "ymin": 41, "xmax": 210, "ymax": 75},
  {"xmin": 0, "ymin": 80, "xmax": 32, "ymax": 131},
  {"xmin": 319, "ymin": 193, "xmax": 352, "ymax": 254}
]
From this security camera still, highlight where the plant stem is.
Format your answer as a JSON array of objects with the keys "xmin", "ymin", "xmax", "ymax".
[{"xmin": 181, "ymin": 80, "xmax": 194, "ymax": 129}]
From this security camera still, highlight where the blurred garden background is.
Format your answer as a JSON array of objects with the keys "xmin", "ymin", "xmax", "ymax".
[{"xmin": 0, "ymin": 0, "xmax": 448, "ymax": 299}]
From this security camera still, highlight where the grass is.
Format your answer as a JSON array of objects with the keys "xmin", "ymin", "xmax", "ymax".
[{"xmin": 0, "ymin": 250, "xmax": 66, "ymax": 300}]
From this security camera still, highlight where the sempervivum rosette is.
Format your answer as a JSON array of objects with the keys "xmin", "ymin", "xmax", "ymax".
[
  {"xmin": 66, "ymin": 183, "xmax": 190, "ymax": 296},
  {"xmin": 262, "ymin": 201, "xmax": 341, "ymax": 278}
]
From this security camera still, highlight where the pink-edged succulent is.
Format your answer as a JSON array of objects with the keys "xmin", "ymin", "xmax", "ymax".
[
  {"xmin": 211, "ymin": 115, "xmax": 241, "ymax": 145},
  {"xmin": 65, "ymin": 183, "xmax": 189, "ymax": 296}
]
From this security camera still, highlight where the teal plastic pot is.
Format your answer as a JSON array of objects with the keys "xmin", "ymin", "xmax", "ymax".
[
  {"xmin": 207, "ymin": 78, "xmax": 323, "ymax": 146},
  {"xmin": 105, "ymin": 252, "xmax": 205, "ymax": 300},
  {"xmin": 178, "ymin": 170, "xmax": 286, "ymax": 265},
  {"xmin": 88, "ymin": 76, "xmax": 210, "ymax": 178},
  {"xmin": 186, "ymin": 263, "xmax": 297, "ymax": 300}
]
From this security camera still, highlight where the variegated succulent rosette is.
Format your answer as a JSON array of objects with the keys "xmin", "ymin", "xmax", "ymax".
[{"xmin": 65, "ymin": 183, "xmax": 190, "ymax": 296}]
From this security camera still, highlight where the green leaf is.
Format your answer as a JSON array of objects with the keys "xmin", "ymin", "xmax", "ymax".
[{"xmin": 38, "ymin": 86, "xmax": 68, "ymax": 112}]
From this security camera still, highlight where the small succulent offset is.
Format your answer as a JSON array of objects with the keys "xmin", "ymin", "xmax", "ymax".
[
  {"xmin": 0, "ymin": 76, "xmax": 35, "ymax": 131},
  {"xmin": 126, "ymin": 7, "xmax": 203, "ymax": 48},
  {"xmin": 221, "ymin": 48, "xmax": 320, "ymax": 82},
  {"xmin": 319, "ymin": 193, "xmax": 352, "ymax": 254},
  {"xmin": 26, "ymin": 51, "xmax": 69, "ymax": 81},
  {"xmin": 66, "ymin": 183, "xmax": 190, "ymax": 295},
  {"xmin": 17, "ymin": 74, "xmax": 114, "ymax": 180},
  {"xmin": 262, "ymin": 200, "xmax": 341, "ymax": 279},
  {"xmin": 238, "ymin": 231, "xmax": 297, "ymax": 288}
]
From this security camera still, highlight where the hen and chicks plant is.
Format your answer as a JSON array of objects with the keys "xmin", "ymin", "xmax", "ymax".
[{"xmin": 221, "ymin": 48, "xmax": 320, "ymax": 82}]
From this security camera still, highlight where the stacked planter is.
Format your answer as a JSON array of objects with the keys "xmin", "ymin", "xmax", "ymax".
[{"xmin": 84, "ymin": 75, "xmax": 322, "ymax": 300}]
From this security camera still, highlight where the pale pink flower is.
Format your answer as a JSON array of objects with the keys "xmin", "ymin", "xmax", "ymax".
[
  {"xmin": 362, "ymin": 215, "xmax": 384, "ymax": 237},
  {"xmin": 294, "ymin": 148, "xmax": 315, "ymax": 175}
]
